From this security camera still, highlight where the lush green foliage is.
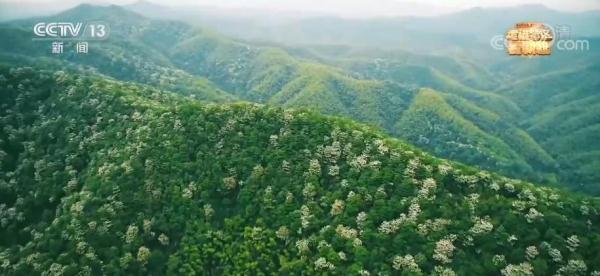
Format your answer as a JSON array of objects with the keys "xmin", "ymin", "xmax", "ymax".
[{"xmin": 1, "ymin": 66, "xmax": 599, "ymax": 275}]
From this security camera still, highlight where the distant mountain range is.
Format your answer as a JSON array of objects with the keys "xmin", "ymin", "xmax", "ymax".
[{"xmin": 125, "ymin": 1, "xmax": 600, "ymax": 56}]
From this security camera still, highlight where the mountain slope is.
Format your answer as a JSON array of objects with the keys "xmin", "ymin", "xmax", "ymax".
[
  {"xmin": 1, "ymin": 65, "xmax": 599, "ymax": 275},
  {"xmin": 497, "ymin": 65, "xmax": 600, "ymax": 194},
  {"xmin": 394, "ymin": 89, "xmax": 539, "ymax": 180},
  {"xmin": 284, "ymin": 45, "xmax": 502, "ymax": 92}
]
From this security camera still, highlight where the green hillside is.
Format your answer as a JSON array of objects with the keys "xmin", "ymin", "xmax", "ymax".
[
  {"xmin": 285, "ymin": 45, "xmax": 501, "ymax": 93},
  {"xmin": 394, "ymin": 89, "xmax": 537, "ymax": 180},
  {"xmin": 497, "ymin": 65, "xmax": 600, "ymax": 194},
  {"xmin": 1, "ymin": 66, "xmax": 599, "ymax": 275}
]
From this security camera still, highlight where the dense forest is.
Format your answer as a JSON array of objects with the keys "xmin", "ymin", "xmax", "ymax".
[{"xmin": 0, "ymin": 66, "xmax": 599, "ymax": 275}]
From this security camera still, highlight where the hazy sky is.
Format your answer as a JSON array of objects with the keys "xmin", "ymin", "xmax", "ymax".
[{"xmin": 2, "ymin": 0, "xmax": 600, "ymax": 17}]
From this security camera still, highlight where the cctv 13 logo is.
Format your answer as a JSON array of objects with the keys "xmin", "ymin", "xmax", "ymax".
[{"xmin": 33, "ymin": 22, "xmax": 110, "ymax": 40}]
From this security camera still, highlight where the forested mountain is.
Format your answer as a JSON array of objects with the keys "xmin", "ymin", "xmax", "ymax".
[
  {"xmin": 259, "ymin": 31, "xmax": 600, "ymax": 196},
  {"xmin": 496, "ymin": 64, "xmax": 600, "ymax": 194},
  {"xmin": 1, "ymin": 4, "xmax": 582, "ymax": 193},
  {"xmin": 1, "ymin": 65, "xmax": 599, "ymax": 275},
  {"xmin": 293, "ymin": 45, "xmax": 600, "ymax": 194}
]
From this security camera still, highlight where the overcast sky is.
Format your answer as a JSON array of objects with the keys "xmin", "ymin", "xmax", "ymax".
[{"xmin": 2, "ymin": 0, "xmax": 600, "ymax": 18}]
